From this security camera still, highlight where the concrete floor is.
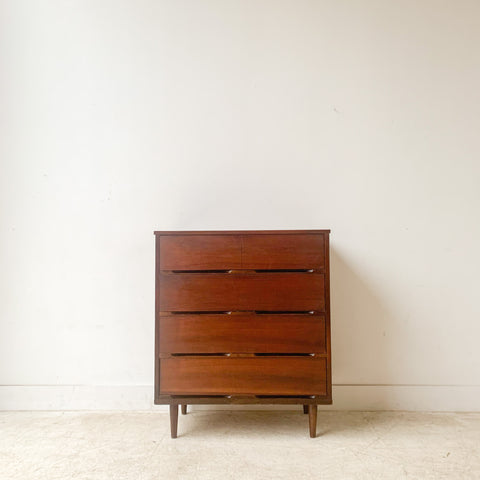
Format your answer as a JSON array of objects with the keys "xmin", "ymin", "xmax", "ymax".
[{"xmin": 1, "ymin": 411, "xmax": 479, "ymax": 479}]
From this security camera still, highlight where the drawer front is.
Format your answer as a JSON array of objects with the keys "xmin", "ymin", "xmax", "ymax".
[
  {"xmin": 158, "ymin": 233, "xmax": 325, "ymax": 271},
  {"xmin": 159, "ymin": 356, "xmax": 327, "ymax": 395},
  {"xmin": 159, "ymin": 314, "xmax": 326, "ymax": 354},
  {"xmin": 159, "ymin": 235, "xmax": 242, "ymax": 270},
  {"xmin": 242, "ymin": 234, "xmax": 325, "ymax": 270},
  {"xmin": 159, "ymin": 273, "xmax": 325, "ymax": 312}
]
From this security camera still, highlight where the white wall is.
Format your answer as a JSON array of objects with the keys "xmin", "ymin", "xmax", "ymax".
[{"xmin": 1, "ymin": 0, "xmax": 480, "ymax": 411}]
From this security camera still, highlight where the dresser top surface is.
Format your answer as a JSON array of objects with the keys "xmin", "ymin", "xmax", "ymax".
[{"xmin": 154, "ymin": 229, "xmax": 330, "ymax": 236}]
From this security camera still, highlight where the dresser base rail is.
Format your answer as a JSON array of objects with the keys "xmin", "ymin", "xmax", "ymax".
[{"xmin": 156, "ymin": 394, "xmax": 332, "ymax": 405}]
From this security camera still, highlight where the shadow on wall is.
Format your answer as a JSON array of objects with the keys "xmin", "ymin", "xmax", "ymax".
[{"xmin": 330, "ymin": 247, "xmax": 396, "ymax": 409}]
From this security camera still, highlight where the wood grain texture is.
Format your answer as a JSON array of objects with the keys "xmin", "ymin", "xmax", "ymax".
[
  {"xmin": 154, "ymin": 235, "xmax": 161, "ymax": 403},
  {"xmin": 309, "ymin": 404, "xmax": 317, "ymax": 438},
  {"xmin": 160, "ymin": 235, "xmax": 242, "ymax": 270},
  {"xmin": 169, "ymin": 405, "xmax": 178, "ymax": 439},
  {"xmin": 242, "ymin": 234, "xmax": 325, "ymax": 270},
  {"xmin": 159, "ymin": 314, "xmax": 326, "ymax": 354},
  {"xmin": 157, "ymin": 396, "xmax": 332, "ymax": 405},
  {"xmin": 158, "ymin": 232, "xmax": 325, "ymax": 271},
  {"xmin": 154, "ymin": 229, "xmax": 332, "ymax": 437},
  {"xmin": 159, "ymin": 356, "xmax": 327, "ymax": 396},
  {"xmin": 159, "ymin": 272, "xmax": 325, "ymax": 312}
]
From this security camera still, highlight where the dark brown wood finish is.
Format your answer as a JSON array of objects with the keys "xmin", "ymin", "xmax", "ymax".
[
  {"xmin": 170, "ymin": 404, "xmax": 178, "ymax": 439},
  {"xmin": 159, "ymin": 313, "xmax": 326, "ymax": 354},
  {"xmin": 158, "ymin": 395, "xmax": 331, "ymax": 405},
  {"xmin": 242, "ymin": 234, "xmax": 325, "ymax": 270},
  {"xmin": 159, "ymin": 356, "xmax": 327, "ymax": 396},
  {"xmin": 159, "ymin": 232, "xmax": 325, "ymax": 271},
  {"xmin": 159, "ymin": 235, "xmax": 242, "ymax": 270},
  {"xmin": 154, "ymin": 230, "xmax": 332, "ymax": 438},
  {"xmin": 309, "ymin": 404, "xmax": 318, "ymax": 438},
  {"xmin": 159, "ymin": 272, "xmax": 325, "ymax": 312},
  {"xmin": 154, "ymin": 234, "xmax": 161, "ymax": 403},
  {"xmin": 324, "ymin": 233, "xmax": 332, "ymax": 401}
]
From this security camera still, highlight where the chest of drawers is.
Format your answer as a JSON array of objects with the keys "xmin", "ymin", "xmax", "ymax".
[{"xmin": 154, "ymin": 230, "xmax": 331, "ymax": 437}]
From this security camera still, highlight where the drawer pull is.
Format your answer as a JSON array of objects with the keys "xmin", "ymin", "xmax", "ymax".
[
  {"xmin": 171, "ymin": 270, "xmax": 230, "ymax": 274},
  {"xmin": 171, "ymin": 353, "xmax": 230, "ymax": 357},
  {"xmin": 255, "ymin": 310, "xmax": 315, "ymax": 315},
  {"xmin": 254, "ymin": 269, "xmax": 315, "ymax": 273},
  {"xmin": 166, "ymin": 269, "xmax": 318, "ymax": 274},
  {"xmin": 226, "ymin": 310, "xmax": 256, "ymax": 315},
  {"xmin": 225, "ymin": 353, "xmax": 255, "ymax": 357},
  {"xmin": 169, "ymin": 311, "xmax": 231, "ymax": 315},
  {"xmin": 254, "ymin": 353, "xmax": 317, "ymax": 357},
  {"xmin": 256, "ymin": 395, "xmax": 316, "ymax": 399}
]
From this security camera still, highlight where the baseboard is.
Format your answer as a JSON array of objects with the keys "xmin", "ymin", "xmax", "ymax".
[{"xmin": 0, "ymin": 385, "xmax": 479, "ymax": 411}]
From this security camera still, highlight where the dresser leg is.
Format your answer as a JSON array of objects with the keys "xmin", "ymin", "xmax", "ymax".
[
  {"xmin": 170, "ymin": 405, "xmax": 178, "ymax": 439},
  {"xmin": 308, "ymin": 405, "xmax": 317, "ymax": 438},
  {"xmin": 181, "ymin": 404, "xmax": 187, "ymax": 415},
  {"xmin": 303, "ymin": 405, "xmax": 308, "ymax": 414}
]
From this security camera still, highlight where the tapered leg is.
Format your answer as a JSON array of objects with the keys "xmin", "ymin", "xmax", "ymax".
[
  {"xmin": 181, "ymin": 404, "xmax": 187, "ymax": 415},
  {"xmin": 308, "ymin": 405, "xmax": 317, "ymax": 438},
  {"xmin": 170, "ymin": 404, "xmax": 178, "ymax": 439},
  {"xmin": 303, "ymin": 405, "xmax": 308, "ymax": 414}
]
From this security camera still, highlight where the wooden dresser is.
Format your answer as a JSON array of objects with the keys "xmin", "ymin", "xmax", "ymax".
[{"xmin": 154, "ymin": 230, "xmax": 331, "ymax": 438}]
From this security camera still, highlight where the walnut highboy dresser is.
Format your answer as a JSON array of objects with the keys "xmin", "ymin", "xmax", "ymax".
[{"xmin": 154, "ymin": 230, "xmax": 331, "ymax": 438}]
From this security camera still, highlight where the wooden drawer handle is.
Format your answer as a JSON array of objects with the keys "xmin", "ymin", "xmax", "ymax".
[
  {"xmin": 225, "ymin": 353, "xmax": 255, "ymax": 358},
  {"xmin": 227, "ymin": 269, "xmax": 315, "ymax": 274}
]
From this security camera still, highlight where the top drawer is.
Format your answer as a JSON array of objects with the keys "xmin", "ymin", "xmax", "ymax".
[
  {"xmin": 242, "ymin": 234, "xmax": 325, "ymax": 270},
  {"xmin": 159, "ymin": 233, "xmax": 325, "ymax": 271},
  {"xmin": 159, "ymin": 235, "xmax": 242, "ymax": 270}
]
